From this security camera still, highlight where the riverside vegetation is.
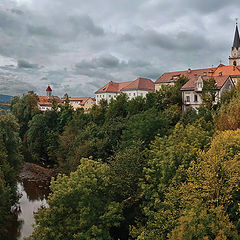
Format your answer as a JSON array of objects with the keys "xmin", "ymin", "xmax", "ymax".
[{"xmin": 1, "ymin": 77, "xmax": 240, "ymax": 239}]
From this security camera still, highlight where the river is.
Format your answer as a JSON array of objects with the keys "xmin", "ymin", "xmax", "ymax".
[{"xmin": 5, "ymin": 162, "xmax": 54, "ymax": 240}]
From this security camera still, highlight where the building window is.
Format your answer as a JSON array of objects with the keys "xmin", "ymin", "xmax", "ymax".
[
  {"xmin": 233, "ymin": 60, "xmax": 237, "ymax": 66},
  {"xmin": 194, "ymin": 95, "xmax": 198, "ymax": 102},
  {"xmin": 133, "ymin": 93, "xmax": 135, "ymax": 96},
  {"xmin": 186, "ymin": 96, "xmax": 190, "ymax": 102},
  {"xmin": 129, "ymin": 93, "xmax": 131, "ymax": 96},
  {"xmin": 198, "ymin": 82, "xmax": 202, "ymax": 88}
]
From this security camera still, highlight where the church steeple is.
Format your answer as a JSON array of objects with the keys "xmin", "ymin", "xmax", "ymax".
[
  {"xmin": 233, "ymin": 20, "xmax": 240, "ymax": 49},
  {"xmin": 229, "ymin": 19, "xmax": 240, "ymax": 66}
]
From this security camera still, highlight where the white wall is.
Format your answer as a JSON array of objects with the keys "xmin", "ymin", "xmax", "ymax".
[{"xmin": 95, "ymin": 90, "xmax": 152, "ymax": 104}]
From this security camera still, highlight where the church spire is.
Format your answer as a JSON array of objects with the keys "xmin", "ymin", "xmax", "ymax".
[
  {"xmin": 233, "ymin": 19, "xmax": 240, "ymax": 50},
  {"xmin": 229, "ymin": 18, "xmax": 240, "ymax": 66}
]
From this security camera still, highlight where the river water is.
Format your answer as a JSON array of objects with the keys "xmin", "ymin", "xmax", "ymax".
[{"xmin": 6, "ymin": 178, "xmax": 50, "ymax": 240}]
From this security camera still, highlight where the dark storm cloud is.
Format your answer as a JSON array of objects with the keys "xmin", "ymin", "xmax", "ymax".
[
  {"xmin": 185, "ymin": 0, "xmax": 239, "ymax": 13},
  {"xmin": 18, "ymin": 59, "xmax": 38, "ymax": 69},
  {"xmin": 0, "ymin": 0, "xmax": 239, "ymax": 97}
]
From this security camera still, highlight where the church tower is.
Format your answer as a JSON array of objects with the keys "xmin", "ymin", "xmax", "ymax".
[
  {"xmin": 46, "ymin": 85, "xmax": 52, "ymax": 97},
  {"xmin": 229, "ymin": 19, "xmax": 240, "ymax": 66}
]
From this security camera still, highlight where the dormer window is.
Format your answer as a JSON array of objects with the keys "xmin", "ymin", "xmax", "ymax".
[{"xmin": 198, "ymin": 82, "xmax": 202, "ymax": 88}]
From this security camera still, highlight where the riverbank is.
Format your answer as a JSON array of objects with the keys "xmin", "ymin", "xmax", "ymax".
[
  {"xmin": 20, "ymin": 162, "xmax": 57, "ymax": 181},
  {"xmin": 6, "ymin": 162, "xmax": 57, "ymax": 240}
]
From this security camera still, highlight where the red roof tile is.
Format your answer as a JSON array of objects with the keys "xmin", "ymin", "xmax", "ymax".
[
  {"xmin": 95, "ymin": 81, "xmax": 130, "ymax": 93},
  {"xmin": 211, "ymin": 65, "xmax": 240, "ymax": 77},
  {"xmin": 95, "ymin": 78, "xmax": 154, "ymax": 93},
  {"xmin": 38, "ymin": 96, "xmax": 62, "ymax": 104},
  {"xmin": 121, "ymin": 78, "xmax": 154, "ymax": 91},
  {"xmin": 155, "ymin": 67, "xmax": 217, "ymax": 84},
  {"xmin": 181, "ymin": 75, "xmax": 231, "ymax": 90}
]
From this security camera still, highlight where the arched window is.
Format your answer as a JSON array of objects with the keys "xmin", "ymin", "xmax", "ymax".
[{"xmin": 233, "ymin": 60, "xmax": 237, "ymax": 66}]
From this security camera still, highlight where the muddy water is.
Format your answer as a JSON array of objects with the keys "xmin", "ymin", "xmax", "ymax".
[{"xmin": 6, "ymin": 163, "xmax": 53, "ymax": 240}]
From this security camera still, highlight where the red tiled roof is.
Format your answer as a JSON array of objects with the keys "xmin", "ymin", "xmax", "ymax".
[
  {"xmin": 155, "ymin": 67, "xmax": 217, "ymax": 84},
  {"xmin": 46, "ymin": 85, "xmax": 52, "ymax": 91},
  {"xmin": 95, "ymin": 81, "xmax": 132, "ymax": 93},
  {"xmin": 38, "ymin": 96, "xmax": 62, "ymax": 103},
  {"xmin": 38, "ymin": 96, "xmax": 49, "ymax": 103},
  {"xmin": 181, "ymin": 75, "xmax": 231, "ymax": 90},
  {"xmin": 211, "ymin": 65, "xmax": 240, "ymax": 77},
  {"xmin": 95, "ymin": 78, "xmax": 154, "ymax": 93},
  {"xmin": 121, "ymin": 77, "xmax": 154, "ymax": 91}
]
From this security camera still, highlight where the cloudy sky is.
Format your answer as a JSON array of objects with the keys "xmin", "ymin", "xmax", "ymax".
[{"xmin": 0, "ymin": 0, "xmax": 239, "ymax": 97}]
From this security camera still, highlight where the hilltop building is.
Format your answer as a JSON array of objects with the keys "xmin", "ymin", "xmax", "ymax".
[
  {"xmin": 155, "ymin": 21, "xmax": 240, "ymax": 111},
  {"xmin": 37, "ymin": 86, "xmax": 63, "ymax": 111},
  {"xmin": 181, "ymin": 75, "xmax": 234, "ymax": 111},
  {"xmin": 38, "ymin": 86, "xmax": 95, "ymax": 112},
  {"xmin": 95, "ymin": 77, "xmax": 154, "ymax": 104}
]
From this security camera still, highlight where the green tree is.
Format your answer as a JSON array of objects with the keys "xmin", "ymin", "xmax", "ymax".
[
  {"xmin": 28, "ymin": 158, "xmax": 123, "ymax": 240},
  {"xmin": 106, "ymin": 93, "xmax": 128, "ymax": 120},
  {"xmin": 169, "ymin": 129, "xmax": 240, "ymax": 239},
  {"xmin": 131, "ymin": 123, "xmax": 211, "ymax": 239},
  {"xmin": 0, "ymin": 114, "xmax": 22, "ymax": 238},
  {"xmin": 27, "ymin": 111, "xmax": 59, "ymax": 164},
  {"xmin": 11, "ymin": 93, "xmax": 40, "ymax": 139},
  {"xmin": 121, "ymin": 108, "xmax": 169, "ymax": 148},
  {"xmin": 108, "ymin": 142, "xmax": 146, "ymax": 239},
  {"xmin": 215, "ymin": 93, "xmax": 240, "ymax": 131},
  {"xmin": 201, "ymin": 77, "xmax": 217, "ymax": 110}
]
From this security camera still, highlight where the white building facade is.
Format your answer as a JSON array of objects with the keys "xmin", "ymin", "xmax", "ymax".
[
  {"xmin": 95, "ymin": 78, "xmax": 155, "ymax": 104},
  {"xmin": 181, "ymin": 76, "xmax": 234, "ymax": 111}
]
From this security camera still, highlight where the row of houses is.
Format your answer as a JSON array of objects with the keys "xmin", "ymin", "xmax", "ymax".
[
  {"xmin": 38, "ymin": 86, "xmax": 95, "ymax": 112},
  {"xmin": 38, "ymin": 23, "xmax": 240, "ymax": 112}
]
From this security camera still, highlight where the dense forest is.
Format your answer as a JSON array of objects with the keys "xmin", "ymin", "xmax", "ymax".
[{"xmin": 1, "ymin": 76, "xmax": 240, "ymax": 239}]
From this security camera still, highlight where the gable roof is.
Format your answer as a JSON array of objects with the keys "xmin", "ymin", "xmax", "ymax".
[
  {"xmin": 95, "ymin": 78, "xmax": 154, "ymax": 93},
  {"xmin": 95, "ymin": 81, "xmax": 132, "ymax": 94},
  {"xmin": 211, "ymin": 65, "xmax": 240, "ymax": 76},
  {"xmin": 121, "ymin": 77, "xmax": 155, "ymax": 91},
  {"xmin": 155, "ymin": 67, "xmax": 216, "ymax": 84},
  {"xmin": 181, "ymin": 75, "xmax": 231, "ymax": 90},
  {"xmin": 38, "ymin": 96, "xmax": 63, "ymax": 108}
]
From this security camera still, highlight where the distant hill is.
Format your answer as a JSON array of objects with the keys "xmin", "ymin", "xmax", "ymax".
[{"xmin": 0, "ymin": 94, "xmax": 13, "ymax": 103}]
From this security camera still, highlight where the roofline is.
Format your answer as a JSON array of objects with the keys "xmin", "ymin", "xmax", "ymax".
[
  {"xmin": 95, "ymin": 91, "xmax": 118, "ymax": 94},
  {"xmin": 121, "ymin": 88, "xmax": 154, "ymax": 91}
]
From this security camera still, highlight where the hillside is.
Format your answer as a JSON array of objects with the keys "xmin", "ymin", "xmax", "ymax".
[{"xmin": 0, "ymin": 94, "xmax": 13, "ymax": 103}]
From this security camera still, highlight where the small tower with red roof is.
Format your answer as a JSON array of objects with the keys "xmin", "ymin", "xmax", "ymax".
[{"xmin": 46, "ymin": 85, "xmax": 52, "ymax": 97}]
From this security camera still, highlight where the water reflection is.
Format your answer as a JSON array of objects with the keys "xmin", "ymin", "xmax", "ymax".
[{"xmin": 6, "ymin": 179, "xmax": 50, "ymax": 240}]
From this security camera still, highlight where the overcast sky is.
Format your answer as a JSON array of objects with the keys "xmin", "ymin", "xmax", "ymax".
[{"xmin": 0, "ymin": 0, "xmax": 239, "ymax": 97}]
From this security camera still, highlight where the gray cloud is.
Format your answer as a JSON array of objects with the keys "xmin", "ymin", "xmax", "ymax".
[
  {"xmin": 0, "ymin": 0, "xmax": 239, "ymax": 97},
  {"xmin": 18, "ymin": 59, "xmax": 39, "ymax": 69}
]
